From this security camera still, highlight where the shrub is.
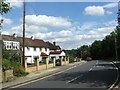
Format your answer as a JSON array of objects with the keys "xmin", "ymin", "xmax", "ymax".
[
  {"xmin": 12, "ymin": 61, "xmax": 28, "ymax": 77},
  {"xmin": 2, "ymin": 59, "xmax": 13, "ymax": 71},
  {"xmin": 2, "ymin": 59, "xmax": 28, "ymax": 77}
]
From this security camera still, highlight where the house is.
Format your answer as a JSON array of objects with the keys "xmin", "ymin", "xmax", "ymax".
[
  {"xmin": 46, "ymin": 41, "xmax": 66, "ymax": 61},
  {"xmin": 2, "ymin": 34, "xmax": 66, "ymax": 64},
  {"xmin": 2, "ymin": 34, "xmax": 20, "ymax": 51}
]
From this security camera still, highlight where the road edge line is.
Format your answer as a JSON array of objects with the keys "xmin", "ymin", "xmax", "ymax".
[{"xmin": 108, "ymin": 62, "xmax": 119, "ymax": 90}]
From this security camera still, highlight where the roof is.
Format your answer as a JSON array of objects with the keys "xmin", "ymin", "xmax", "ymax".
[
  {"xmin": 50, "ymin": 51, "xmax": 62, "ymax": 54},
  {"xmin": 40, "ymin": 52, "xmax": 48, "ymax": 56},
  {"xmin": 46, "ymin": 41, "xmax": 58, "ymax": 50},
  {"xmin": 46, "ymin": 41, "xmax": 61, "ymax": 50},
  {"xmin": 2, "ymin": 35, "xmax": 49, "ymax": 48},
  {"xmin": 2, "ymin": 34, "xmax": 62, "ymax": 49}
]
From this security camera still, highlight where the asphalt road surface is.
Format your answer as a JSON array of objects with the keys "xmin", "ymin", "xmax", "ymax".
[{"xmin": 12, "ymin": 60, "xmax": 119, "ymax": 89}]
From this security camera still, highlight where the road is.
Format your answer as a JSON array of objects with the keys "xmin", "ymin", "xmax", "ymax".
[{"xmin": 11, "ymin": 60, "xmax": 119, "ymax": 89}]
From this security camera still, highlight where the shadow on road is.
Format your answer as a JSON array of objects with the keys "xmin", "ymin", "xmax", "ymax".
[{"xmin": 47, "ymin": 63, "xmax": 118, "ymax": 88}]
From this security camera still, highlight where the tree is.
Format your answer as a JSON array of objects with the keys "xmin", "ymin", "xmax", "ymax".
[
  {"xmin": 90, "ymin": 40, "xmax": 102, "ymax": 60},
  {"xmin": 0, "ymin": 0, "xmax": 11, "ymax": 29},
  {"xmin": 115, "ymin": 26, "xmax": 120, "ymax": 60},
  {"xmin": 77, "ymin": 45, "xmax": 90, "ymax": 59}
]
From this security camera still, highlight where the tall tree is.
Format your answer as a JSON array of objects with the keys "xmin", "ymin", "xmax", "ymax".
[
  {"xmin": 116, "ymin": 26, "xmax": 120, "ymax": 60},
  {"xmin": 90, "ymin": 40, "xmax": 102, "ymax": 60},
  {"xmin": 77, "ymin": 45, "xmax": 90, "ymax": 59}
]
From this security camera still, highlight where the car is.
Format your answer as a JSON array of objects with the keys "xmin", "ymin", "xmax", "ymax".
[
  {"xmin": 56, "ymin": 59, "xmax": 61, "ymax": 66},
  {"xmin": 86, "ymin": 57, "xmax": 92, "ymax": 61}
]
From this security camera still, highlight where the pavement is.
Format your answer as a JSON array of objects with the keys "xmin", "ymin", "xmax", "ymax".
[{"xmin": 2, "ymin": 61, "xmax": 86, "ymax": 89}]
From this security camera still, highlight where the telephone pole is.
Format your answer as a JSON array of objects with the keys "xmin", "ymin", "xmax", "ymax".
[
  {"xmin": 115, "ymin": 1, "xmax": 120, "ymax": 62},
  {"xmin": 22, "ymin": 0, "xmax": 26, "ymax": 67}
]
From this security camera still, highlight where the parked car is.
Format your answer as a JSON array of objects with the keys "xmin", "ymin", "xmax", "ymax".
[
  {"xmin": 56, "ymin": 59, "xmax": 61, "ymax": 66},
  {"xmin": 86, "ymin": 57, "xmax": 92, "ymax": 61}
]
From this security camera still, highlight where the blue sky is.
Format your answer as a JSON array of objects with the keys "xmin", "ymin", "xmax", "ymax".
[{"xmin": 1, "ymin": 1, "xmax": 118, "ymax": 49}]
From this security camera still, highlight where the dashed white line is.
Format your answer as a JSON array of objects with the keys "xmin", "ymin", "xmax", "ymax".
[
  {"xmin": 66, "ymin": 75, "xmax": 83, "ymax": 83},
  {"xmin": 89, "ymin": 68, "xmax": 93, "ymax": 71},
  {"xmin": 9, "ymin": 62, "xmax": 87, "ymax": 88}
]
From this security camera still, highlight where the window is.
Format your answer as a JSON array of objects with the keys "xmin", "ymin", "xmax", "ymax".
[
  {"xmin": 34, "ymin": 47, "xmax": 36, "ymax": 51},
  {"xmin": 6, "ymin": 42, "xmax": 12, "ymax": 50},
  {"xmin": 45, "ymin": 48, "xmax": 47, "ymax": 51},
  {"xmin": 27, "ymin": 47, "xmax": 30, "ymax": 51},
  {"xmin": 13, "ymin": 43, "xmax": 16, "ymax": 50},
  {"xmin": 40, "ymin": 48, "xmax": 42, "ymax": 51}
]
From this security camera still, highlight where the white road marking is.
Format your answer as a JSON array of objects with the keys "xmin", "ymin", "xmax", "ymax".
[
  {"xmin": 9, "ymin": 62, "xmax": 86, "ymax": 88},
  {"xmin": 66, "ymin": 75, "xmax": 83, "ymax": 83},
  {"xmin": 89, "ymin": 68, "xmax": 93, "ymax": 71},
  {"xmin": 108, "ymin": 62, "xmax": 119, "ymax": 90},
  {"xmin": 96, "ymin": 60, "xmax": 98, "ymax": 65}
]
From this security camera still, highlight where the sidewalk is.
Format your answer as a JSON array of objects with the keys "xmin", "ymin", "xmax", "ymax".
[{"xmin": 2, "ymin": 61, "xmax": 86, "ymax": 89}]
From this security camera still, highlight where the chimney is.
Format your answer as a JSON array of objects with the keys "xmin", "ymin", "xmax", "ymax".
[
  {"xmin": 13, "ymin": 33, "xmax": 17, "ymax": 38},
  {"xmin": 53, "ymin": 42, "xmax": 56, "ymax": 46},
  {"xmin": 31, "ymin": 35, "xmax": 34, "ymax": 40}
]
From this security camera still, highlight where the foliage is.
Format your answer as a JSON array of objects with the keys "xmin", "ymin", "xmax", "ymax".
[
  {"xmin": 76, "ymin": 45, "xmax": 90, "ymax": 59},
  {"xmin": 2, "ymin": 46, "xmax": 28, "ymax": 77},
  {"xmin": 65, "ymin": 49, "xmax": 77, "ymax": 62},
  {"xmin": 12, "ymin": 61, "xmax": 28, "ymax": 77},
  {"xmin": 65, "ymin": 27, "xmax": 120, "ymax": 61},
  {"xmin": 90, "ymin": 40, "xmax": 102, "ymax": 60},
  {"xmin": 2, "ymin": 58, "xmax": 13, "ymax": 71},
  {"xmin": 0, "ymin": 0, "xmax": 11, "ymax": 29}
]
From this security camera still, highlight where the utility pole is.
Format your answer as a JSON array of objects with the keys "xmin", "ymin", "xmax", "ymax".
[
  {"xmin": 115, "ymin": 31, "xmax": 118, "ymax": 62},
  {"xmin": 115, "ymin": 1, "xmax": 120, "ymax": 62},
  {"xmin": 22, "ymin": 0, "xmax": 26, "ymax": 68}
]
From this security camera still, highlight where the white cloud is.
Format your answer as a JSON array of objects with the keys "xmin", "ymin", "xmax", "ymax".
[
  {"xmin": 84, "ymin": 2, "xmax": 117, "ymax": 16},
  {"xmin": 3, "ymin": 18, "xmax": 13, "ymax": 25},
  {"xmin": 106, "ymin": 11, "xmax": 113, "ymax": 15},
  {"xmin": 25, "ymin": 15, "xmax": 72, "ymax": 28},
  {"xmin": 85, "ymin": 6, "xmax": 105, "ymax": 16},
  {"xmin": 0, "ymin": 16, "xmax": 12, "ymax": 26},
  {"xmin": 2, "ymin": 25, "xmax": 115, "ymax": 49},
  {"xmin": 103, "ymin": 2, "xmax": 117, "ymax": 8},
  {"xmin": 104, "ymin": 20, "xmax": 117, "ymax": 27},
  {"xmin": 8, "ymin": 0, "xmax": 23, "ymax": 8},
  {"xmin": 1, "ymin": 31, "xmax": 10, "ymax": 35},
  {"xmin": 2, "ymin": 14, "xmax": 115, "ymax": 49}
]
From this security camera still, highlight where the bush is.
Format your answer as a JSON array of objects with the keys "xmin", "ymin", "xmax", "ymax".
[
  {"xmin": 12, "ymin": 61, "xmax": 28, "ymax": 77},
  {"xmin": 2, "ymin": 59, "xmax": 13, "ymax": 71},
  {"xmin": 2, "ymin": 59, "xmax": 28, "ymax": 77}
]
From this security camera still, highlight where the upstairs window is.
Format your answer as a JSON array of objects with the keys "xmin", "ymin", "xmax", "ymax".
[
  {"xmin": 6, "ymin": 42, "xmax": 12, "ymax": 50},
  {"xmin": 40, "ymin": 48, "xmax": 42, "ymax": 51},
  {"xmin": 27, "ymin": 47, "xmax": 30, "ymax": 51},
  {"xmin": 34, "ymin": 47, "xmax": 36, "ymax": 51},
  {"xmin": 45, "ymin": 48, "xmax": 47, "ymax": 51}
]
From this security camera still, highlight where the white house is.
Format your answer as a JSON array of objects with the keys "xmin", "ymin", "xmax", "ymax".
[
  {"xmin": 2, "ymin": 34, "xmax": 20, "ymax": 51},
  {"xmin": 2, "ymin": 34, "xmax": 66, "ymax": 64},
  {"xmin": 23, "ymin": 36, "xmax": 50, "ymax": 64}
]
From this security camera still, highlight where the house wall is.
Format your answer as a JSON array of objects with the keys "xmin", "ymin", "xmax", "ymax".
[
  {"xmin": 25, "ymin": 47, "xmax": 50, "ymax": 63},
  {"xmin": 49, "ymin": 51, "xmax": 66, "ymax": 60}
]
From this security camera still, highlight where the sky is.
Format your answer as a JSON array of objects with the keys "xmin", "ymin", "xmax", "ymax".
[{"xmin": 1, "ymin": 0, "xmax": 119, "ymax": 50}]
